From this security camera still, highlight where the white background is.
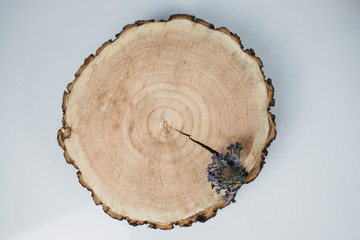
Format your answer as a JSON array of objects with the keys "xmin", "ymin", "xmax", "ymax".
[{"xmin": 1, "ymin": 0, "xmax": 360, "ymax": 239}]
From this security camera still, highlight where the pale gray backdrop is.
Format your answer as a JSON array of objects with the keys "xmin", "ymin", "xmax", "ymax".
[{"xmin": 1, "ymin": 0, "xmax": 359, "ymax": 239}]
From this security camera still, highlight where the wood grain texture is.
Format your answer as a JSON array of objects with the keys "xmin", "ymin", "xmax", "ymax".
[{"xmin": 58, "ymin": 14, "xmax": 276, "ymax": 229}]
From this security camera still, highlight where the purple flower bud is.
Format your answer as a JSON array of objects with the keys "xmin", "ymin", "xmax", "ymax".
[
  {"xmin": 227, "ymin": 143, "xmax": 236, "ymax": 150},
  {"xmin": 231, "ymin": 154, "xmax": 239, "ymax": 161},
  {"xmin": 235, "ymin": 142, "xmax": 243, "ymax": 150},
  {"xmin": 219, "ymin": 152, "xmax": 226, "ymax": 159}
]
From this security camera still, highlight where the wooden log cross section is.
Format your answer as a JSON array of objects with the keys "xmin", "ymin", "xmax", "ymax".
[{"xmin": 58, "ymin": 14, "xmax": 276, "ymax": 229}]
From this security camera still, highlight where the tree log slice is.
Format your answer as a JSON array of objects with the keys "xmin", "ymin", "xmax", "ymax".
[{"xmin": 58, "ymin": 14, "xmax": 276, "ymax": 229}]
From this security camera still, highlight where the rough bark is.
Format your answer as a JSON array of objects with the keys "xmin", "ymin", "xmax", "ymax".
[{"xmin": 58, "ymin": 14, "xmax": 276, "ymax": 229}]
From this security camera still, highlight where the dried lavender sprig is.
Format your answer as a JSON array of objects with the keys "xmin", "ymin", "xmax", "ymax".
[{"xmin": 207, "ymin": 142, "xmax": 248, "ymax": 203}]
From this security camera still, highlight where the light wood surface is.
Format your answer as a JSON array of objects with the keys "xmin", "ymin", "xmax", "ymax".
[{"xmin": 58, "ymin": 14, "xmax": 276, "ymax": 229}]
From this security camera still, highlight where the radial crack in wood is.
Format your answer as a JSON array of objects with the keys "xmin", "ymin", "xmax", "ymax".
[
  {"xmin": 176, "ymin": 129, "xmax": 218, "ymax": 155},
  {"xmin": 58, "ymin": 14, "xmax": 276, "ymax": 229}
]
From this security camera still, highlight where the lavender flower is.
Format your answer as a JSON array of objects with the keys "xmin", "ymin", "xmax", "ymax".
[
  {"xmin": 235, "ymin": 142, "xmax": 243, "ymax": 150},
  {"xmin": 206, "ymin": 142, "xmax": 248, "ymax": 204},
  {"xmin": 227, "ymin": 143, "xmax": 236, "ymax": 150},
  {"xmin": 231, "ymin": 154, "xmax": 238, "ymax": 161}
]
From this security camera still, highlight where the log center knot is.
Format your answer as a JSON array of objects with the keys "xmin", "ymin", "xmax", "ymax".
[{"xmin": 162, "ymin": 120, "xmax": 170, "ymax": 133}]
